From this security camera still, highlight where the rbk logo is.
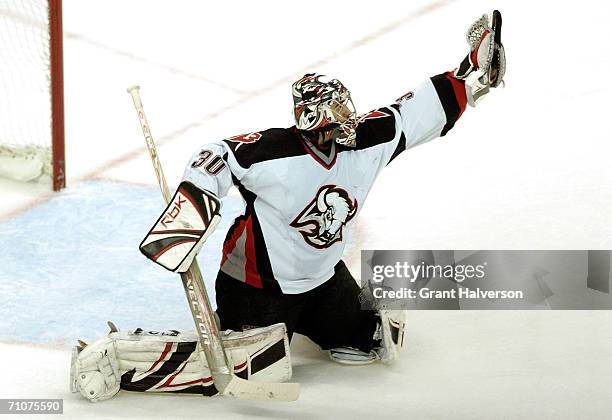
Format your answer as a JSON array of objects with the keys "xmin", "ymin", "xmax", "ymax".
[
  {"xmin": 290, "ymin": 185, "xmax": 358, "ymax": 249},
  {"xmin": 161, "ymin": 196, "xmax": 187, "ymax": 227}
]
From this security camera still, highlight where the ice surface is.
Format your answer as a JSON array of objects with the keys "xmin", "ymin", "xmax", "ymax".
[
  {"xmin": 0, "ymin": 181, "xmax": 244, "ymax": 344},
  {"xmin": 2, "ymin": 312, "xmax": 612, "ymax": 419},
  {"xmin": 2, "ymin": 0, "xmax": 612, "ymax": 418}
]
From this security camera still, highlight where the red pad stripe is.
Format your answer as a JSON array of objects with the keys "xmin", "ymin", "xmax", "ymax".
[
  {"xmin": 234, "ymin": 360, "xmax": 248, "ymax": 371},
  {"xmin": 179, "ymin": 188, "xmax": 206, "ymax": 223},
  {"xmin": 152, "ymin": 238, "xmax": 197, "ymax": 261},
  {"xmin": 151, "ymin": 229, "xmax": 205, "ymax": 235},
  {"xmin": 157, "ymin": 375, "xmax": 214, "ymax": 389},
  {"xmin": 156, "ymin": 361, "xmax": 187, "ymax": 389},
  {"xmin": 158, "ymin": 378, "xmax": 201, "ymax": 388},
  {"xmin": 146, "ymin": 342, "xmax": 173, "ymax": 373}
]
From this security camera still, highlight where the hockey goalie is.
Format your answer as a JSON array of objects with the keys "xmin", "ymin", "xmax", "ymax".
[{"xmin": 72, "ymin": 11, "xmax": 505, "ymax": 401}]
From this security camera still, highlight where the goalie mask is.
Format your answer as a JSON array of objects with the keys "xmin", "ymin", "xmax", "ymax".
[{"xmin": 292, "ymin": 73, "xmax": 358, "ymax": 147}]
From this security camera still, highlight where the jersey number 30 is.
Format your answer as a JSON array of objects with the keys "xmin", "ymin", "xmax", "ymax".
[{"xmin": 190, "ymin": 150, "xmax": 226, "ymax": 175}]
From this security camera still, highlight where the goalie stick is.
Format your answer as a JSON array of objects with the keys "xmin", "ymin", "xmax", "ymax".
[{"xmin": 127, "ymin": 85, "xmax": 300, "ymax": 402}]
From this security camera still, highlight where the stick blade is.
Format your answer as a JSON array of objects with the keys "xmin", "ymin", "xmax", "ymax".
[{"xmin": 223, "ymin": 376, "xmax": 300, "ymax": 401}]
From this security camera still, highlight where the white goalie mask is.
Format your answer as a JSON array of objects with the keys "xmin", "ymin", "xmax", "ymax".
[{"xmin": 292, "ymin": 73, "xmax": 358, "ymax": 147}]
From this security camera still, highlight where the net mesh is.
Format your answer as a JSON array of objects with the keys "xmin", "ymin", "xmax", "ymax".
[{"xmin": 0, "ymin": 0, "xmax": 51, "ymax": 181}]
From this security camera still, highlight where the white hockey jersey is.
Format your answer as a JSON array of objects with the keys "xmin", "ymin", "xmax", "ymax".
[{"xmin": 183, "ymin": 72, "xmax": 467, "ymax": 294}]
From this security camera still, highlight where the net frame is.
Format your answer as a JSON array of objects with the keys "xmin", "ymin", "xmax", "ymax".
[
  {"xmin": 0, "ymin": 0, "xmax": 65, "ymax": 190},
  {"xmin": 49, "ymin": 0, "xmax": 65, "ymax": 191}
]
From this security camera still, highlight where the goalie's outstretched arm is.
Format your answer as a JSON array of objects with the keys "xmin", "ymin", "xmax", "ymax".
[{"xmin": 380, "ymin": 10, "xmax": 506, "ymax": 165}]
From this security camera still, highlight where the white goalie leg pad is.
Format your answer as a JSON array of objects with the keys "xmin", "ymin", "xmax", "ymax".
[
  {"xmin": 373, "ymin": 310, "xmax": 406, "ymax": 363},
  {"xmin": 70, "ymin": 337, "xmax": 121, "ymax": 402},
  {"xmin": 70, "ymin": 323, "xmax": 292, "ymax": 401},
  {"xmin": 140, "ymin": 181, "xmax": 221, "ymax": 273}
]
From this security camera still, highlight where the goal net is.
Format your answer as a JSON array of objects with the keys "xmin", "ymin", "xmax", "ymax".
[{"xmin": 0, "ymin": 0, "xmax": 65, "ymax": 190}]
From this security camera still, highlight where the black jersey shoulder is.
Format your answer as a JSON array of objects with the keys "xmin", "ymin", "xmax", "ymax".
[
  {"xmin": 346, "ymin": 105, "xmax": 400, "ymax": 152},
  {"xmin": 222, "ymin": 127, "xmax": 307, "ymax": 168},
  {"xmin": 430, "ymin": 72, "xmax": 463, "ymax": 136}
]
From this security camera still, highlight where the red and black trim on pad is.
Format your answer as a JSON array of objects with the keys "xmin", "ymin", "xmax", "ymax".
[{"xmin": 119, "ymin": 338, "xmax": 288, "ymax": 396}]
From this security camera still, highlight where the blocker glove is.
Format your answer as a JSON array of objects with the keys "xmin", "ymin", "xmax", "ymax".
[{"xmin": 139, "ymin": 181, "xmax": 221, "ymax": 273}]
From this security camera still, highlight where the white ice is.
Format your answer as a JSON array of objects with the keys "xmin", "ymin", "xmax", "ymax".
[{"xmin": 1, "ymin": 0, "xmax": 612, "ymax": 418}]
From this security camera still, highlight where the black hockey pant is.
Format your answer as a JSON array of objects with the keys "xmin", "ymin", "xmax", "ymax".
[{"xmin": 215, "ymin": 261, "xmax": 379, "ymax": 352}]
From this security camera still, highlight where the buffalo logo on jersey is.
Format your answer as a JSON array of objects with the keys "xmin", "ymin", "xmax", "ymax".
[{"xmin": 290, "ymin": 185, "xmax": 358, "ymax": 249}]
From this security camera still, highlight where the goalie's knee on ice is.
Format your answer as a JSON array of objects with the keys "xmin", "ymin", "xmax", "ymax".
[
  {"xmin": 329, "ymin": 310, "xmax": 406, "ymax": 365},
  {"xmin": 374, "ymin": 309, "xmax": 406, "ymax": 363}
]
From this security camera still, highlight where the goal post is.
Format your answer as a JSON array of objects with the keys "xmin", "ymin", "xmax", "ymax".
[
  {"xmin": 0, "ymin": 0, "xmax": 65, "ymax": 191},
  {"xmin": 49, "ymin": 0, "xmax": 65, "ymax": 191}
]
